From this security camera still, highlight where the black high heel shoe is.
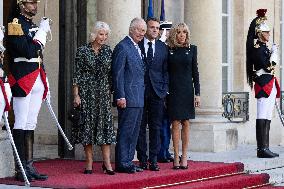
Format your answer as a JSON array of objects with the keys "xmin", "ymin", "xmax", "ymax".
[
  {"xmin": 179, "ymin": 155, "xmax": 188, "ymax": 170},
  {"xmin": 84, "ymin": 169, "xmax": 93, "ymax": 174},
  {"xmin": 84, "ymin": 164, "xmax": 93, "ymax": 174},
  {"xmin": 172, "ymin": 158, "xmax": 180, "ymax": 170},
  {"xmin": 102, "ymin": 163, "xmax": 115, "ymax": 175}
]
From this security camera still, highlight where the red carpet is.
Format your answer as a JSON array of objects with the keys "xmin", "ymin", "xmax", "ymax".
[{"xmin": 0, "ymin": 159, "xmax": 279, "ymax": 189}]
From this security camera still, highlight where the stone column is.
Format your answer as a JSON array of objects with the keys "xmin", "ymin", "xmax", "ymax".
[
  {"xmin": 165, "ymin": 0, "xmax": 184, "ymax": 25},
  {"xmin": 96, "ymin": 0, "xmax": 142, "ymax": 48},
  {"xmin": 184, "ymin": 0, "xmax": 237, "ymax": 152}
]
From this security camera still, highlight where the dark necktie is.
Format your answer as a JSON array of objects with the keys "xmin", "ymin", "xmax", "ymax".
[{"xmin": 147, "ymin": 42, "xmax": 153, "ymax": 64}]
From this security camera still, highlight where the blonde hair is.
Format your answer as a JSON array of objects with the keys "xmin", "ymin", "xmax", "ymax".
[
  {"xmin": 166, "ymin": 23, "xmax": 190, "ymax": 48},
  {"xmin": 89, "ymin": 21, "xmax": 111, "ymax": 42}
]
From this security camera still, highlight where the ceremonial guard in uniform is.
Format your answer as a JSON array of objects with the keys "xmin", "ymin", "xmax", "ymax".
[
  {"xmin": 157, "ymin": 20, "xmax": 174, "ymax": 163},
  {"xmin": 246, "ymin": 9, "xmax": 280, "ymax": 158},
  {"xmin": 6, "ymin": 0, "xmax": 51, "ymax": 181}
]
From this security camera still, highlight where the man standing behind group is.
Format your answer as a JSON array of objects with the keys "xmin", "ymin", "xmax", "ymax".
[
  {"xmin": 112, "ymin": 18, "xmax": 146, "ymax": 174},
  {"xmin": 136, "ymin": 18, "xmax": 168, "ymax": 171}
]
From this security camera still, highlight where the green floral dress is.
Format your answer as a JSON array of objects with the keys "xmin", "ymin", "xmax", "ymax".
[{"xmin": 72, "ymin": 43, "xmax": 116, "ymax": 146}]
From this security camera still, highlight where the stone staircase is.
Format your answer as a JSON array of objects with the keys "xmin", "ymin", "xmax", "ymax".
[{"xmin": 189, "ymin": 144, "xmax": 284, "ymax": 186}]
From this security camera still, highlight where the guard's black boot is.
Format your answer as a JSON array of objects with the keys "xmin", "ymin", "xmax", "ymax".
[
  {"xmin": 25, "ymin": 130, "xmax": 48, "ymax": 181},
  {"xmin": 13, "ymin": 129, "xmax": 34, "ymax": 182},
  {"xmin": 256, "ymin": 119, "xmax": 276, "ymax": 158},
  {"xmin": 264, "ymin": 120, "xmax": 279, "ymax": 157}
]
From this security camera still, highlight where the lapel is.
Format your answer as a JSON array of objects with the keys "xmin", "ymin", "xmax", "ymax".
[
  {"xmin": 153, "ymin": 39, "xmax": 159, "ymax": 64},
  {"xmin": 138, "ymin": 39, "xmax": 146, "ymax": 59},
  {"xmin": 125, "ymin": 37, "xmax": 144, "ymax": 71},
  {"xmin": 125, "ymin": 37, "xmax": 141, "ymax": 61}
]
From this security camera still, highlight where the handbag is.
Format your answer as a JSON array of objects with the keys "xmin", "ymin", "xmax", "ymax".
[{"xmin": 68, "ymin": 106, "xmax": 85, "ymax": 128}]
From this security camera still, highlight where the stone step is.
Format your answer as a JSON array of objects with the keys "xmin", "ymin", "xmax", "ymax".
[
  {"xmin": 34, "ymin": 144, "xmax": 59, "ymax": 160},
  {"xmin": 189, "ymin": 145, "xmax": 284, "ymax": 171},
  {"xmin": 257, "ymin": 167, "xmax": 284, "ymax": 185}
]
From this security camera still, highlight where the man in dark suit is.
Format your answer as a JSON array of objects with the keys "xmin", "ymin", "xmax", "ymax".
[
  {"xmin": 136, "ymin": 18, "xmax": 168, "ymax": 171},
  {"xmin": 112, "ymin": 17, "xmax": 147, "ymax": 174}
]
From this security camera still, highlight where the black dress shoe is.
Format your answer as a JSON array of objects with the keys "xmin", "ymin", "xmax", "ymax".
[
  {"xmin": 15, "ymin": 172, "xmax": 35, "ymax": 182},
  {"xmin": 139, "ymin": 162, "xmax": 148, "ymax": 170},
  {"xmin": 167, "ymin": 156, "xmax": 174, "ymax": 162},
  {"xmin": 134, "ymin": 166, "xmax": 144, "ymax": 172},
  {"xmin": 115, "ymin": 166, "xmax": 136, "ymax": 174},
  {"xmin": 26, "ymin": 162, "xmax": 48, "ymax": 180},
  {"xmin": 158, "ymin": 158, "xmax": 170, "ymax": 163},
  {"xmin": 149, "ymin": 163, "xmax": 160, "ymax": 171},
  {"xmin": 83, "ymin": 169, "xmax": 93, "ymax": 174}
]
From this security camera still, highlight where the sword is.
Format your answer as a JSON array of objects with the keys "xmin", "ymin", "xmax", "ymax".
[
  {"xmin": 44, "ymin": 0, "xmax": 48, "ymax": 18},
  {"xmin": 43, "ymin": 0, "xmax": 53, "ymax": 42},
  {"xmin": 275, "ymin": 101, "xmax": 284, "ymax": 127},
  {"xmin": 45, "ymin": 99, "xmax": 73, "ymax": 150},
  {"xmin": 3, "ymin": 112, "xmax": 30, "ymax": 187}
]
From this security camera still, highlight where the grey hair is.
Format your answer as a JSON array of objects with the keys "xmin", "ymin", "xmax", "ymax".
[
  {"xmin": 89, "ymin": 21, "xmax": 111, "ymax": 42},
  {"xmin": 129, "ymin": 17, "xmax": 146, "ymax": 34}
]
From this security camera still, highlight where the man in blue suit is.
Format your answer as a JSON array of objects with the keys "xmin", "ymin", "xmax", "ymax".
[
  {"xmin": 112, "ymin": 17, "xmax": 147, "ymax": 174},
  {"xmin": 136, "ymin": 18, "xmax": 168, "ymax": 171}
]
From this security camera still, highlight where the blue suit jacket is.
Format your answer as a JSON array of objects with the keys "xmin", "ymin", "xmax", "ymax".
[
  {"xmin": 139, "ymin": 39, "xmax": 169, "ymax": 98},
  {"xmin": 112, "ymin": 36, "xmax": 145, "ymax": 108}
]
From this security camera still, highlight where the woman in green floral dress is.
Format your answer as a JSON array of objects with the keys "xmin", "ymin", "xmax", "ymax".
[{"xmin": 72, "ymin": 21, "xmax": 116, "ymax": 175}]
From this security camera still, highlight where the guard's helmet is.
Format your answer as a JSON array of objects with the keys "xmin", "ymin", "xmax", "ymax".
[{"xmin": 159, "ymin": 21, "xmax": 172, "ymax": 30}]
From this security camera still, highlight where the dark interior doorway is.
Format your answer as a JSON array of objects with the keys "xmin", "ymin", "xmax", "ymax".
[{"xmin": 58, "ymin": 0, "xmax": 87, "ymax": 158}]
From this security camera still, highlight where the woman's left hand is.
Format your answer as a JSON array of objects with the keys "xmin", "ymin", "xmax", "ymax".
[{"xmin": 195, "ymin": 96, "xmax": 201, "ymax": 107}]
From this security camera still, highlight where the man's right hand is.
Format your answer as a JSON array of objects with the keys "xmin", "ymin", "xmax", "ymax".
[
  {"xmin": 73, "ymin": 95, "xmax": 81, "ymax": 107},
  {"xmin": 117, "ymin": 98, "xmax": 126, "ymax": 108}
]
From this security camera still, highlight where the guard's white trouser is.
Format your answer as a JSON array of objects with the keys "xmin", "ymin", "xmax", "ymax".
[
  {"xmin": 13, "ymin": 74, "xmax": 44, "ymax": 130},
  {"xmin": 257, "ymin": 81, "xmax": 277, "ymax": 120},
  {"xmin": 0, "ymin": 82, "xmax": 12, "ymax": 116}
]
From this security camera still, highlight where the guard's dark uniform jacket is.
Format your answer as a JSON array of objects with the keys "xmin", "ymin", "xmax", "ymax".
[
  {"xmin": 252, "ymin": 40, "xmax": 280, "ymax": 99},
  {"xmin": 6, "ymin": 14, "xmax": 48, "ymax": 98}
]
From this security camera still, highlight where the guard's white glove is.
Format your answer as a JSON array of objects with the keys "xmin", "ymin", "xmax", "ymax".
[
  {"xmin": 159, "ymin": 29, "xmax": 167, "ymax": 43},
  {"xmin": 39, "ymin": 18, "xmax": 51, "ymax": 33},
  {"xmin": 33, "ymin": 18, "xmax": 51, "ymax": 47},
  {"xmin": 270, "ymin": 44, "xmax": 278, "ymax": 64}
]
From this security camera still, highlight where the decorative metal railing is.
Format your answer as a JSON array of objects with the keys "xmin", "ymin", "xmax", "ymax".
[{"xmin": 222, "ymin": 92, "xmax": 249, "ymax": 122}]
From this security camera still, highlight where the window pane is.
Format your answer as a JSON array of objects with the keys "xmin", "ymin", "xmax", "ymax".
[
  {"xmin": 222, "ymin": 67, "xmax": 228, "ymax": 93},
  {"xmin": 222, "ymin": 0, "xmax": 228, "ymax": 13},
  {"xmin": 222, "ymin": 17, "xmax": 228, "ymax": 63}
]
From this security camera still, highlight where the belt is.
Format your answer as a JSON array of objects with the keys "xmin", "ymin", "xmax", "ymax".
[
  {"xmin": 255, "ymin": 69, "xmax": 272, "ymax": 77},
  {"xmin": 14, "ymin": 58, "xmax": 39, "ymax": 63}
]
